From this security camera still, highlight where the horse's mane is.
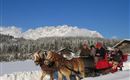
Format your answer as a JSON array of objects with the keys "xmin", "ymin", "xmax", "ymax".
[{"xmin": 47, "ymin": 51, "xmax": 65, "ymax": 61}]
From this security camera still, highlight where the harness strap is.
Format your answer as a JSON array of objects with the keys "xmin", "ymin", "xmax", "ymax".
[
  {"xmin": 56, "ymin": 59, "xmax": 83, "ymax": 79},
  {"xmin": 80, "ymin": 56, "xmax": 90, "ymax": 58},
  {"xmin": 63, "ymin": 64, "xmax": 83, "ymax": 80}
]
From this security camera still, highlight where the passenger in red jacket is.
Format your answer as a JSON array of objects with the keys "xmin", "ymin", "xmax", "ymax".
[{"xmin": 95, "ymin": 42, "xmax": 106, "ymax": 63}]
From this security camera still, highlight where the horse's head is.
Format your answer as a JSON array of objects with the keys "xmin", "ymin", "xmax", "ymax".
[
  {"xmin": 44, "ymin": 51, "xmax": 61, "ymax": 67},
  {"xmin": 44, "ymin": 51, "xmax": 53, "ymax": 65},
  {"xmin": 33, "ymin": 50, "xmax": 46, "ymax": 65}
]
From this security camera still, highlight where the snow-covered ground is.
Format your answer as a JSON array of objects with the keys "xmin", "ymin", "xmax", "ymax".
[
  {"xmin": 0, "ymin": 60, "xmax": 40, "ymax": 76},
  {"xmin": 0, "ymin": 56, "xmax": 130, "ymax": 80}
]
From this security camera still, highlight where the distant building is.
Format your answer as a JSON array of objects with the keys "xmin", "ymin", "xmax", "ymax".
[{"xmin": 113, "ymin": 39, "xmax": 130, "ymax": 54}]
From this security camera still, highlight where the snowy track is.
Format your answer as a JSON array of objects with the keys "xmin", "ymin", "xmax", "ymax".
[
  {"xmin": 0, "ymin": 71, "xmax": 51, "ymax": 80},
  {"xmin": 0, "ymin": 58, "xmax": 130, "ymax": 80},
  {"xmin": 1, "ymin": 69, "xmax": 130, "ymax": 80}
]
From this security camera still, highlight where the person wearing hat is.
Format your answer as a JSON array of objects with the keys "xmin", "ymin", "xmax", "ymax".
[
  {"xmin": 111, "ymin": 47, "xmax": 123, "ymax": 71},
  {"xmin": 80, "ymin": 43, "xmax": 91, "ymax": 57},
  {"xmin": 79, "ymin": 42, "xmax": 95, "ymax": 76},
  {"xmin": 95, "ymin": 42, "xmax": 106, "ymax": 63},
  {"xmin": 90, "ymin": 45, "xmax": 96, "ymax": 57}
]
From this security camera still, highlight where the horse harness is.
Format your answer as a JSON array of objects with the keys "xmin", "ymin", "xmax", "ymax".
[
  {"xmin": 44, "ymin": 53, "xmax": 83, "ymax": 79},
  {"xmin": 56, "ymin": 58, "xmax": 83, "ymax": 79}
]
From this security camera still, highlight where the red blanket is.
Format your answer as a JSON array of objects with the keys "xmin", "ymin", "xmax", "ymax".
[{"xmin": 96, "ymin": 59, "xmax": 111, "ymax": 70}]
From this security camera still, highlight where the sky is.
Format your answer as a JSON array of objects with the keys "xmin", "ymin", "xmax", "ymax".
[{"xmin": 0, "ymin": 0, "xmax": 129, "ymax": 38}]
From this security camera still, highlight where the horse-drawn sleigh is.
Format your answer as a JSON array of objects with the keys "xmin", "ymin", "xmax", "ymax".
[{"xmin": 32, "ymin": 49, "xmax": 127, "ymax": 80}]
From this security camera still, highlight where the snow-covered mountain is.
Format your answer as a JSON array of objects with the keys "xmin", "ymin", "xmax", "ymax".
[
  {"xmin": 0, "ymin": 25, "xmax": 103, "ymax": 40},
  {"xmin": 0, "ymin": 26, "xmax": 22, "ymax": 38}
]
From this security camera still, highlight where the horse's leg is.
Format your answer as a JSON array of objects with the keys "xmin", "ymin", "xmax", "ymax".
[
  {"xmin": 73, "ymin": 61, "xmax": 80, "ymax": 80},
  {"xmin": 66, "ymin": 76, "xmax": 71, "ymax": 80},
  {"xmin": 64, "ymin": 70, "xmax": 71, "ymax": 80},
  {"xmin": 72, "ymin": 60, "xmax": 84, "ymax": 80},
  {"xmin": 58, "ymin": 71, "xmax": 63, "ymax": 80},
  {"xmin": 50, "ymin": 73, "xmax": 54, "ymax": 80},
  {"xmin": 78, "ymin": 59, "xmax": 85, "ymax": 78},
  {"xmin": 60, "ymin": 68, "xmax": 71, "ymax": 80},
  {"xmin": 40, "ymin": 71, "xmax": 46, "ymax": 80}
]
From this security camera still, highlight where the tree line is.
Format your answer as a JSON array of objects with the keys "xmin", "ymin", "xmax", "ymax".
[{"xmin": 0, "ymin": 34, "xmax": 120, "ymax": 61}]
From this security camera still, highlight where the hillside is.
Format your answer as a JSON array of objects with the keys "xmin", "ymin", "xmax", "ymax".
[{"xmin": 0, "ymin": 34, "xmax": 119, "ymax": 62}]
